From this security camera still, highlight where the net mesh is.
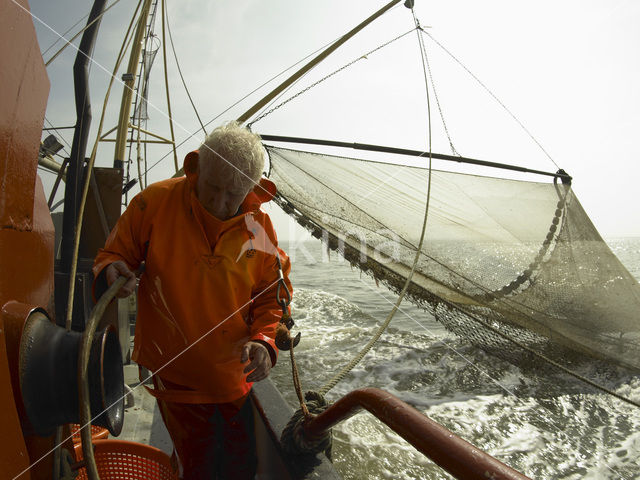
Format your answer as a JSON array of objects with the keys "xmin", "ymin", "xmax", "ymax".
[
  {"xmin": 132, "ymin": 48, "xmax": 158, "ymax": 124},
  {"xmin": 267, "ymin": 145, "xmax": 640, "ymax": 371}
]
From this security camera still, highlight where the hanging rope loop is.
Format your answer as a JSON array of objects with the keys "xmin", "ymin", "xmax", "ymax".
[{"xmin": 317, "ymin": 6, "xmax": 436, "ymax": 398}]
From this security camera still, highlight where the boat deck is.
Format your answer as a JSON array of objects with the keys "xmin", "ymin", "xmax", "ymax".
[
  {"xmin": 117, "ymin": 362, "xmax": 340, "ymax": 480},
  {"xmin": 119, "ymin": 363, "xmax": 173, "ymax": 455}
]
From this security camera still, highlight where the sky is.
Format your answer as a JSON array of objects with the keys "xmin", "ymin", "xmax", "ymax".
[{"xmin": 28, "ymin": 0, "xmax": 640, "ymax": 239}]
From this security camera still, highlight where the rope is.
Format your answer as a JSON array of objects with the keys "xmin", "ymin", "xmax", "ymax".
[
  {"xmin": 289, "ymin": 337, "xmax": 310, "ymax": 419},
  {"xmin": 44, "ymin": 0, "xmax": 125, "ymax": 66},
  {"xmin": 142, "ymin": 31, "xmax": 356, "ymax": 177},
  {"xmin": 165, "ymin": 2, "xmax": 207, "ymax": 136},
  {"xmin": 318, "ymin": 7, "xmax": 434, "ymax": 397},
  {"xmin": 281, "ymin": 391, "xmax": 332, "ymax": 456},
  {"xmin": 274, "ymin": 254, "xmax": 310, "ymax": 420},
  {"xmin": 247, "ymin": 28, "xmax": 417, "ymax": 128},
  {"xmin": 276, "ymin": 258, "xmax": 331, "ymax": 454},
  {"xmin": 160, "ymin": 0, "xmax": 179, "ymax": 172}
]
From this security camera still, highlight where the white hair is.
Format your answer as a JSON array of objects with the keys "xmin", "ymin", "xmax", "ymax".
[{"xmin": 198, "ymin": 122, "xmax": 264, "ymax": 188}]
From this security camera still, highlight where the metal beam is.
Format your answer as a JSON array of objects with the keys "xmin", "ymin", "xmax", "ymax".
[
  {"xmin": 262, "ymin": 134, "xmax": 572, "ymax": 182},
  {"xmin": 302, "ymin": 388, "xmax": 531, "ymax": 480}
]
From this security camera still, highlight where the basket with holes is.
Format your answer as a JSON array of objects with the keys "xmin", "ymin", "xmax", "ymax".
[{"xmin": 74, "ymin": 440, "xmax": 178, "ymax": 480}]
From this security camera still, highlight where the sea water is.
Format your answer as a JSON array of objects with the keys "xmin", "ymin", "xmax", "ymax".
[{"xmin": 270, "ymin": 238, "xmax": 640, "ymax": 480}]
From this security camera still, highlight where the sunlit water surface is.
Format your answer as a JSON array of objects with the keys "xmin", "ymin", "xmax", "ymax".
[{"xmin": 269, "ymin": 238, "xmax": 640, "ymax": 480}]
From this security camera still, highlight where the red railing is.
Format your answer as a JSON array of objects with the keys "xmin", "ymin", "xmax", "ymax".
[{"xmin": 303, "ymin": 388, "xmax": 531, "ymax": 480}]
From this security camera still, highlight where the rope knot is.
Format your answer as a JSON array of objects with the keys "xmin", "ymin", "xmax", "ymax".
[
  {"xmin": 304, "ymin": 390, "xmax": 328, "ymax": 413},
  {"xmin": 281, "ymin": 391, "xmax": 332, "ymax": 457}
]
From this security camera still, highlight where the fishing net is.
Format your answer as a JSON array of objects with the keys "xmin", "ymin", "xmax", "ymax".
[
  {"xmin": 267, "ymin": 145, "xmax": 640, "ymax": 371},
  {"xmin": 132, "ymin": 48, "xmax": 158, "ymax": 124}
]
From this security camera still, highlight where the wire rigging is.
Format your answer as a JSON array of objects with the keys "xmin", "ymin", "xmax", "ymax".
[
  {"xmin": 164, "ymin": 2, "xmax": 207, "ymax": 136},
  {"xmin": 248, "ymin": 6, "xmax": 407, "ymax": 131},
  {"xmin": 248, "ymin": 73, "xmax": 313, "ymax": 132},
  {"xmin": 319, "ymin": 6, "xmax": 435, "ymax": 396},
  {"xmin": 42, "ymin": 13, "xmax": 89, "ymax": 56},
  {"xmin": 247, "ymin": 28, "xmax": 417, "ymax": 128},
  {"xmin": 418, "ymin": 24, "xmax": 460, "ymax": 156},
  {"xmin": 420, "ymin": 28, "xmax": 560, "ymax": 170},
  {"xmin": 44, "ymin": 0, "xmax": 125, "ymax": 66},
  {"xmin": 141, "ymin": 32, "xmax": 363, "ymax": 178},
  {"xmin": 128, "ymin": 1, "xmax": 160, "ymax": 192}
]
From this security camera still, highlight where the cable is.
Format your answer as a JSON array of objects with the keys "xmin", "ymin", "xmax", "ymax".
[
  {"xmin": 142, "ymin": 28, "xmax": 385, "ymax": 177},
  {"xmin": 421, "ymin": 28, "xmax": 560, "ymax": 170},
  {"xmin": 164, "ymin": 2, "xmax": 206, "ymax": 136},
  {"xmin": 419, "ymin": 26, "xmax": 459, "ymax": 156},
  {"xmin": 248, "ymin": 28, "xmax": 416, "ymax": 128},
  {"xmin": 44, "ymin": 0, "xmax": 125, "ymax": 66},
  {"xmin": 319, "ymin": 8, "xmax": 434, "ymax": 396}
]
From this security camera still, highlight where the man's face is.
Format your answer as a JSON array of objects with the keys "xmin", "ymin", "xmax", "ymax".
[{"xmin": 196, "ymin": 157, "xmax": 255, "ymax": 220}]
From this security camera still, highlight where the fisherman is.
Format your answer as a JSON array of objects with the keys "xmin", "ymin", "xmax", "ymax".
[{"xmin": 93, "ymin": 122, "xmax": 292, "ymax": 479}]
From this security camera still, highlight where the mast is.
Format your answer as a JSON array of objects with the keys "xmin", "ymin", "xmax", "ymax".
[{"xmin": 113, "ymin": 0, "xmax": 153, "ymax": 169}]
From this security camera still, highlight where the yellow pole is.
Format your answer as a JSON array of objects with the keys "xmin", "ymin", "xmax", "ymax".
[
  {"xmin": 161, "ymin": 0, "xmax": 179, "ymax": 172},
  {"xmin": 114, "ymin": 0, "xmax": 152, "ymax": 168}
]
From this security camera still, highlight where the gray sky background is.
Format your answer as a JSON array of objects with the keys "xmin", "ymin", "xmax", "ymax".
[{"xmin": 29, "ymin": 0, "xmax": 640, "ymax": 238}]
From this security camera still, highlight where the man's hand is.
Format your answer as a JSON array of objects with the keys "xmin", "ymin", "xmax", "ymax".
[
  {"xmin": 105, "ymin": 260, "xmax": 137, "ymax": 298},
  {"xmin": 241, "ymin": 341, "xmax": 272, "ymax": 383}
]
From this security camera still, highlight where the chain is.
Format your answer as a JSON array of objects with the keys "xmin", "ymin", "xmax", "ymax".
[
  {"xmin": 418, "ymin": 27, "xmax": 460, "ymax": 156},
  {"xmin": 420, "ymin": 28, "xmax": 560, "ymax": 169},
  {"xmin": 476, "ymin": 195, "xmax": 567, "ymax": 302}
]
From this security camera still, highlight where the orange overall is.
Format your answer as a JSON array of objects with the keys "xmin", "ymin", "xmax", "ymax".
[{"xmin": 93, "ymin": 153, "xmax": 292, "ymax": 478}]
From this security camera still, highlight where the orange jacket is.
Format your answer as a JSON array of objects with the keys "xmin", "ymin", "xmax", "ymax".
[{"xmin": 93, "ymin": 153, "xmax": 292, "ymax": 403}]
